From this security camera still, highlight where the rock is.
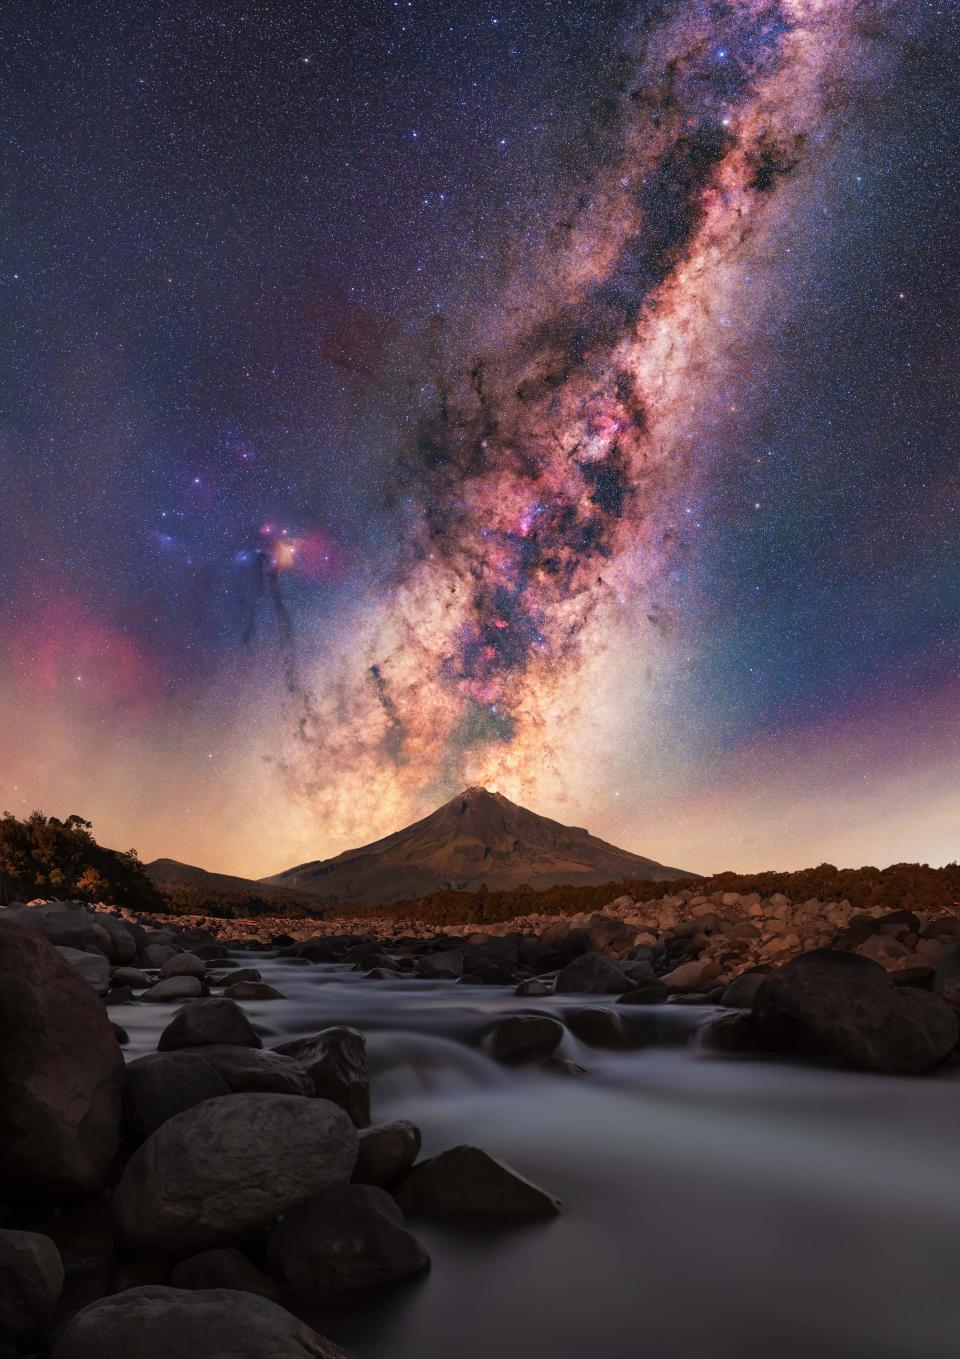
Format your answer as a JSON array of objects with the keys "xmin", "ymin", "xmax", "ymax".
[
  {"xmin": 193, "ymin": 1046, "xmax": 312, "ymax": 1097},
  {"xmin": 488, "ymin": 1015, "xmax": 565, "ymax": 1064},
  {"xmin": 123, "ymin": 1052, "xmax": 230, "ymax": 1144},
  {"xmin": 157, "ymin": 998, "xmax": 262, "ymax": 1051},
  {"xmin": 353, "ymin": 1121, "xmax": 421, "ymax": 1189},
  {"xmin": 661, "ymin": 958, "xmax": 722, "ymax": 991},
  {"xmin": 580, "ymin": 913, "xmax": 635, "ymax": 956},
  {"xmin": 49, "ymin": 1285, "xmax": 347, "ymax": 1359},
  {"xmin": 142, "ymin": 976, "xmax": 203, "ymax": 1003},
  {"xmin": 396, "ymin": 1145, "xmax": 561, "ymax": 1221},
  {"xmin": 1, "ymin": 901, "xmax": 100, "ymax": 952},
  {"xmin": 418, "ymin": 949, "xmax": 464, "ymax": 980},
  {"xmin": 722, "ymin": 972, "xmax": 768, "ymax": 1008},
  {"xmin": 111, "ymin": 967, "xmax": 150, "ymax": 989},
  {"xmin": 273, "ymin": 1028, "xmax": 369, "ymax": 1127},
  {"xmin": 617, "ymin": 982, "xmax": 668, "ymax": 1004},
  {"xmin": 754, "ymin": 949, "xmax": 959, "ymax": 1074},
  {"xmin": 541, "ymin": 1056, "xmax": 588, "ymax": 1077},
  {"xmin": 142, "ymin": 944, "xmax": 179, "ymax": 969},
  {"xmin": 192, "ymin": 943, "xmax": 229, "ymax": 961},
  {"xmin": 268, "ymin": 1185, "xmax": 428, "ymax": 1304},
  {"xmin": 0, "ymin": 922, "xmax": 124, "ymax": 1196},
  {"xmin": 555, "ymin": 952, "xmax": 629, "ymax": 995},
  {"xmin": 701, "ymin": 1011, "xmax": 758, "ymax": 1052},
  {"xmin": 514, "ymin": 978, "xmax": 550, "ymax": 997},
  {"xmin": 114, "ymin": 1094, "xmax": 358, "ymax": 1256},
  {"xmin": 565, "ymin": 1007, "xmax": 631, "ymax": 1048},
  {"xmin": 933, "ymin": 944, "xmax": 960, "ymax": 1007},
  {"xmin": 222, "ymin": 967, "xmax": 263, "ymax": 985},
  {"xmin": 55, "ymin": 947, "xmax": 110, "ymax": 994},
  {"xmin": 223, "ymin": 981, "xmax": 287, "ymax": 1001},
  {"xmin": 891, "ymin": 966, "xmax": 935, "ymax": 988},
  {"xmin": 170, "ymin": 1248, "xmax": 278, "ymax": 1299},
  {"xmin": 0, "ymin": 1229, "xmax": 64, "ymax": 1342},
  {"xmin": 159, "ymin": 953, "xmax": 207, "ymax": 979},
  {"xmin": 727, "ymin": 921, "xmax": 761, "ymax": 940}
]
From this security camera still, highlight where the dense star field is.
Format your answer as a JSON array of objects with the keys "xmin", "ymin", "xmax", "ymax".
[{"xmin": 1, "ymin": 1, "xmax": 958, "ymax": 877}]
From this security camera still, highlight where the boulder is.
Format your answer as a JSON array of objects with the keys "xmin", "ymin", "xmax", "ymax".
[
  {"xmin": 159, "ymin": 953, "xmax": 206, "ymax": 979},
  {"xmin": 934, "ymin": 944, "xmax": 960, "ymax": 1007},
  {"xmin": 396, "ymin": 1145, "xmax": 561, "ymax": 1221},
  {"xmin": 555, "ymin": 952, "xmax": 629, "ymax": 995},
  {"xmin": 514, "ymin": 978, "xmax": 550, "ymax": 997},
  {"xmin": 353, "ymin": 1121, "xmax": 421, "ymax": 1189},
  {"xmin": 268, "ymin": 1185, "xmax": 429, "ymax": 1304},
  {"xmin": 158, "ymin": 998, "xmax": 262, "ymax": 1051},
  {"xmin": 49, "ymin": 1285, "xmax": 347, "ymax": 1359},
  {"xmin": 754, "ymin": 950, "xmax": 959, "ymax": 1074},
  {"xmin": 141, "ymin": 944, "xmax": 179, "ymax": 969},
  {"xmin": 223, "ymin": 981, "xmax": 287, "ymax": 1001},
  {"xmin": 0, "ymin": 922, "xmax": 124, "ymax": 1196},
  {"xmin": 142, "ymin": 977, "xmax": 203, "ymax": 1003},
  {"xmin": 123, "ymin": 1052, "xmax": 231, "ymax": 1144},
  {"xmin": 722, "ymin": 971, "xmax": 768, "ymax": 1008},
  {"xmin": 221, "ymin": 967, "xmax": 263, "ymax": 985},
  {"xmin": 661, "ymin": 958, "xmax": 722, "ymax": 990},
  {"xmin": 273, "ymin": 1028, "xmax": 369, "ymax": 1126},
  {"xmin": 565, "ymin": 1007, "xmax": 631, "ymax": 1048},
  {"xmin": 580, "ymin": 913, "xmax": 636, "ymax": 956},
  {"xmin": 617, "ymin": 982, "xmax": 668, "ymax": 1004},
  {"xmin": 114, "ymin": 1094, "xmax": 357, "ymax": 1256},
  {"xmin": 419, "ymin": 949, "xmax": 464, "ymax": 980},
  {"xmin": 55, "ymin": 947, "xmax": 110, "ymax": 995},
  {"xmin": 111, "ymin": 967, "xmax": 150, "ymax": 989},
  {"xmin": 170, "ymin": 1248, "xmax": 278, "ymax": 1299},
  {"xmin": 488, "ymin": 1015, "xmax": 565, "ymax": 1064},
  {"xmin": 192, "ymin": 1046, "xmax": 312, "ymax": 1097},
  {"xmin": 1, "ymin": 901, "xmax": 100, "ymax": 952},
  {"xmin": 0, "ymin": 1229, "xmax": 64, "ymax": 1342}
]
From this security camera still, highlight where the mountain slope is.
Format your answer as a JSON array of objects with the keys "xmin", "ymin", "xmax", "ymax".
[
  {"xmin": 262, "ymin": 786, "xmax": 692, "ymax": 905},
  {"xmin": 145, "ymin": 858, "xmax": 318, "ymax": 907}
]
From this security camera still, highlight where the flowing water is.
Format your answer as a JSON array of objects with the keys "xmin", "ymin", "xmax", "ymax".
[{"xmin": 125, "ymin": 955, "xmax": 960, "ymax": 1359}]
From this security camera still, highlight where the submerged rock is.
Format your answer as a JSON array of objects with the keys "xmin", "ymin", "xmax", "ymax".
[
  {"xmin": 158, "ymin": 997, "xmax": 262, "ymax": 1051},
  {"xmin": 488, "ymin": 1014, "xmax": 565, "ymax": 1064},
  {"xmin": 565, "ymin": 1007, "xmax": 631, "ymax": 1049},
  {"xmin": 274, "ymin": 1027, "xmax": 370, "ymax": 1127},
  {"xmin": 396, "ymin": 1145, "xmax": 562, "ymax": 1221}
]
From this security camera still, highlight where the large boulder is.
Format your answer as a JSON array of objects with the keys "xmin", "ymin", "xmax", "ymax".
[
  {"xmin": 0, "ymin": 1229, "xmax": 64, "ymax": 1342},
  {"xmin": 565, "ymin": 1007, "xmax": 631, "ymax": 1049},
  {"xmin": 396, "ymin": 1145, "xmax": 561, "ymax": 1221},
  {"xmin": 268, "ymin": 1185, "xmax": 429, "ymax": 1304},
  {"xmin": 753, "ymin": 950, "xmax": 959, "ymax": 1074},
  {"xmin": 114, "ymin": 1094, "xmax": 357, "ymax": 1256},
  {"xmin": 158, "ymin": 998, "xmax": 262, "ymax": 1051},
  {"xmin": 273, "ymin": 1028, "xmax": 369, "ymax": 1126},
  {"xmin": 142, "ymin": 976, "xmax": 203, "ymax": 1003},
  {"xmin": 353, "ymin": 1121, "xmax": 421, "ymax": 1189},
  {"xmin": 192, "ymin": 1046, "xmax": 312, "ymax": 1097},
  {"xmin": 418, "ymin": 948, "xmax": 464, "ymax": 980},
  {"xmin": 170, "ymin": 1248, "xmax": 278, "ymax": 1299},
  {"xmin": 159, "ymin": 952, "xmax": 206, "ymax": 979},
  {"xmin": 223, "ymin": 981, "xmax": 287, "ymax": 1000},
  {"xmin": 488, "ymin": 1015, "xmax": 564, "ymax": 1064},
  {"xmin": 555, "ymin": 952, "xmax": 630, "ymax": 995},
  {"xmin": 55, "ymin": 947, "xmax": 110, "ymax": 995},
  {"xmin": 123, "ymin": 1051, "xmax": 230, "ymax": 1144},
  {"xmin": 49, "ymin": 1286, "xmax": 347, "ymax": 1359},
  {"xmin": 0, "ymin": 922, "xmax": 124, "ymax": 1196},
  {"xmin": 1, "ymin": 902, "xmax": 101, "ymax": 952},
  {"xmin": 933, "ymin": 944, "xmax": 960, "ymax": 1006}
]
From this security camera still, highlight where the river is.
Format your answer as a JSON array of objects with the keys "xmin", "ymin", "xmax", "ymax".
[{"xmin": 123, "ymin": 953, "xmax": 960, "ymax": 1359}]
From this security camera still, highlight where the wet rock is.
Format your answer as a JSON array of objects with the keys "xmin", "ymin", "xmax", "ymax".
[
  {"xmin": 555, "ymin": 952, "xmax": 629, "ymax": 995},
  {"xmin": 268, "ymin": 1184, "xmax": 429, "ymax": 1304},
  {"xmin": 891, "ymin": 966, "xmax": 935, "ymax": 989},
  {"xmin": 194, "ymin": 1046, "xmax": 312, "ymax": 1097},
  {"xmin": 141, "ymin": 943, "xmax": 179, "ymax": 969},
  {"xmin": 419, "ymin": 948, "xmax": 464, "ymax": 980},
  {"xmin": 123, "ymin": 1051, "xmax": 230, "ymax": 1145},
  {"xmin": 353, "ymin": 1121, "xmax": 421, "ymax": 1190},
  {"xmin": 221, "ymin": 967, "xmax": 263, "ymax": 985},
  {"xmin": 223, "ymin": 981, "xmax": 287, "ymax": 1001},
  {"xmin": 273, "ymin": 1028, "xmax": 369, "ymax": 1127},
  {"xmin": 49, "ymin": 1285, "xmax": 347, "ymax": 1359},
  {"xmin": 55, "ymin": 947, "xmax": 110, "ymax": 995},
  {"xmin": 159, "ymin": 953, "xmax": 206, "ymax": 979},
  {"xmin": 114, "ymin": 1094, "xmax": 357, "ymax": 1256},
  {"xmin": 142, "ymin": 976, "xmax": 203, "ymax": 1003},
  {"xmin": 722, "ymin": 972, "xmax": 768, "ymax": 1008},
  {"xmin": 0, "ymin": 1229, "xmax": 64, "ymax": 1342},
  {"xmin": 396, "ymin": 1145, "xmax": 561, "ymax": 1221},
  {"xmin": 111, "ymin": 967, "xmax": 150, "ymax": 989},
  {"xmin": 617, "ymin": 982, "xmax": 668, "ymax": 1004},
  {"xmin": 488, "ymin": 1015, "xmax": 565, "ymax": 1064},
  {"xmin": 158, "ymin": 997, "xmax": 262, "ymax": 1052},
  {"xmin": 170, "ymin": 1248, "xmax": 278, "ymax": 1299},
  {"xmin": 514, "ymin": 978, "xmax": 550, "ymax": 997},
  {"xmin": 661, "ymin": 958, "xmax": 722, "ymax": 991},
  {"xmin": 0, "ymin": 922, "xmax": 124, "ymax": 1197},
  {"xmin": 701, "ymin": 1011, "xmax": 758, "ymax": 1053},
  {"xmin": 933, "ymin": 944, "xmax": 960, "ymax": 1007},
  {"xmin": 1, "ymin": 902, "xmax": 100, "ymax": 953},
  {"xmin": 754, "ymin": 949, "xmax": 959, "ymax": 1074},
  {"xmin": 565, "ymin": 1007, "xmax": 631, "ymax": 1049}
]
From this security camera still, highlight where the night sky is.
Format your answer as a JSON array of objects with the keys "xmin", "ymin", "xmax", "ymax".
[{"xmin": 2, "ymin": 0, "xmax": 959, "ymax": 878}]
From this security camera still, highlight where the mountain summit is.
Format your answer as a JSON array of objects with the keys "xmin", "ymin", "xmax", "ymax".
[{"xmin": 262, "ymin": 786, "xmax": 692, "ymax": 905}]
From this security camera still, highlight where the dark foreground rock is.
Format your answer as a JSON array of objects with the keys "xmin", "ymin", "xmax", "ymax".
[
  {"xmin": 0, "ymin": 1229, "xmax": 64, "ymax": 1342},
  {"xmin": 274, "ymin": 1028, "xmax": 370, "ymax": 1127},
  {"xmin": 191, "ymin": 1046, "xmax": 313, "ymax": 1097},
  {"xmin": 114, "ymin": 1093, "xmax": 358, "ymax": 1256},
  {"xmin": 123, "ymin": 1051, "xmax": 230, "ymax": 1145},
  {"xmin": 396, "ymin": 1145, "xmax": 562, "ymax": 1221},
  {"xmin": 353, "ymin": 1121, "xmax": 421, "ymax": 1189},
  {"xmin": 0, "ymin": 922, "xmax": 124, "ymax": 1197},
  {"xmin": 158, "ymin": 997, "xmax": 262, "ymax": 1052},
  {"xmin": 49, "ymin": 1286, "xmax": 347, "ymax": 1359},
  {"xmin": 488, "ymin": 1014, "xmax": 565, "ymax": 1063},
  {"xmin": 565, "ymin": 1007, "xmax": 632, "ymax": 1049},
  {"xmin": 555, "ymin": 952, "xmax": 629, "ymax": 995},
  {"xmin": 753, "ymin": 949, "xmax": 959, "ymax": 1074},
  {"xmin": 268, "ymin": 1185, "xmax": 429, "ymax": 1304},
  {"xmin": 170, "ymin": 1248, "xmax": 278, "ymax": 1299}
]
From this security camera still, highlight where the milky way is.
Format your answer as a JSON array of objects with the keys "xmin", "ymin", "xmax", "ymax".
[{"xmin": 284, "ymin": 0, "xmax": 914, "ymax": 841}]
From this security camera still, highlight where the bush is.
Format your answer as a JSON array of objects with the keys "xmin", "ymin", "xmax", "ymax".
[{"xmin": 0, "ymin": 810, "xmax": 164, "ymax": 911}]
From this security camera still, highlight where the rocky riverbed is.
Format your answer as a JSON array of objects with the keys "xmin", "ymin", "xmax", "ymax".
[{"xmin": 4, "ymin": 895, "xmax": 960, "ymax": 1357}]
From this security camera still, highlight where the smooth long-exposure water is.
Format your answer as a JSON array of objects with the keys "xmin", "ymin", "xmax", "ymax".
[{"xmin": 126, "ymin": 955, "xmax": 960, "ymax": 1359}]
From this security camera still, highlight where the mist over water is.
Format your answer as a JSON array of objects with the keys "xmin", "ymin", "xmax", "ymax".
[{"xmin": 128, "ymin": 956, "xmax": 960, "ymax": 1359}]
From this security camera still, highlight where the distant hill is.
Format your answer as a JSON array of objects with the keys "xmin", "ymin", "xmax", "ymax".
[
  {"xmin": 262, "ymin": 785, "xmax": 693, "ymax": 907},
  {"xmin": 144, "ymin": 858, "xmax": 320, "ymax": 917}
]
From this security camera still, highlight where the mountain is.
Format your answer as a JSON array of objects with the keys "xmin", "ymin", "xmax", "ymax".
[{"xmin": 262, "ymin": 786, "xmax": 693, "ymax": 906}]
